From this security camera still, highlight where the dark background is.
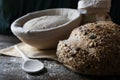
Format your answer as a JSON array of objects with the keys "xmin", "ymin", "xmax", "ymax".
[
  {"xmin": 0, "ymin": 0, "xmax": 119, "ymax": 34},
  {"xmin": 110, "ymin": 0, "xmax": 120, "ymax": 25}
]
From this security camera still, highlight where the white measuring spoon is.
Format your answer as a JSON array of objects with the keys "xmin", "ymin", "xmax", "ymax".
[{"xmin": 14, "ymin": 45, "xmax": 44, "ymax": 73}]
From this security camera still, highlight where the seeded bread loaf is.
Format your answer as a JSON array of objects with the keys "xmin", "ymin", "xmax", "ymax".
[{"xmin": 56, "ymin": 21, "xmax": 120, "ymax": 75}]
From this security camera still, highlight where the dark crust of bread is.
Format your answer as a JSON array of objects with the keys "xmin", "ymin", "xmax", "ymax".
[{"xmin": 56, "ymin": 21, "xmax": 120, "ymax": 75}]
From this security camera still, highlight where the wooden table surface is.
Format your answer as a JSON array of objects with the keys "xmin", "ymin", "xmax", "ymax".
[{"xmin": 0, "ymin": 35, "xmax": 120, "ymax": 80}]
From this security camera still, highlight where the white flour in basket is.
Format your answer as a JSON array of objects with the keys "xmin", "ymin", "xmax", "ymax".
[{"xmin": 23, "ymin": 15, "xmax": 69, "ymax": 31}]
